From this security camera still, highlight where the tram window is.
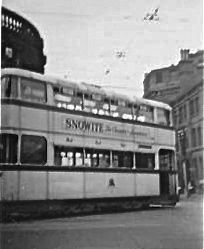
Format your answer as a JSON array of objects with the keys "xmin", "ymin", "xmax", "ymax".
[
  {"xmin": 137, "ymin": 105, "xmax": 154, "ymax": 123},
  {"xmin": 102, "ymin": 98, "xmax": 110, "ymax": 115},
  {"xmin": 53, "ymin": 86, "xmax": 60, "ymax": 94},
  {"xmin": 55, "ymin": 93, "xmax": 72, "ymax": 104},
  {"xmin": 159, "ymin": 149, "xmax": 174, "ymax": 170},
  {"xmin": 157, "ymin": 108, "xmax": 170, "ymax": 126},
  {"xmin": 76, "ymin": 92, "xmax": 83, "ymax": 98},
  {"xmin": 67, "ymin": 152, "xmax": 74, "ymax": 166},
  {"xmin": 112, "ymin": 151, "xmax": 133, "ymax": 168},
  {"xmin": 98, "ymin": 153, "xmax": 110, "ymax": 167},
  {"xmin": 98, "ymin": 109, "xmax": 105, "ymax": 115},
  {"xmin": 1, "ymin": 76, "xmax": 18, "ymax": 98},
  {"xmin": 128, "ymin": 103, "xmax": 132, "ymax": 109},
  {"xmin": 21, "ymin": 78, "xmax": 46, "ymax": 103},
  {"xmin": 123, "ymin": 152, "xmax": 133, "ymax": 168},
  {"xmin": 84, "ymin": 150, "xmax": 97, "ymax": 167},
  {"xmin": 62, "ymin": 87, "xmax": 74, "ymax": 96},
  {"xmin": 21, "ymin": 135, "xmax": 47, "ymax": 164},
  {"xmin": 61, "ymin": 152, "xmax": 68, "ymax": 166},
  {"xmin": 84, "ymin": 95, "xmax": 96, "ymax": 112},
  {"xmin": 54, "ymin": 147, "xmax": 62, "ymax": 166},
  {"xmin": 0, "ymin": 134, "xmax": 18, "ymax": 163},
  {"xmin": 74, "ymin": 92, "xmax": 83, "ymax": 110},
  {"xmin": 54, "ymin": 147, "xmax": 84, "ymax": 166},
  {"xmin": 118, "ymin": 99, "xmax": 126, "ymax": 107},
  {"xmin": 85, "ymin": 149, "xmax": 110, "ymax": 167},
  {"xmin": 122, "ymin": 113, "xmax": 133, "ymax": 120},
  {"xmin": 59, "ymin": 151, "xmax": 74, "ymax": 166},
  {"xmin": 133, "ymin": 104, "xmax": 139, "ymax": 120},
  {"xmin": 92, "ymin": 153, "xmax": 98, "ymax": 167},
  {"xmin": 135, "ymin": 153, "xmax": 155, "ymax": 169},
  {"xmin": 75, "ymin": 105, "xmax": 82, "ymax": 111},
  {"xmin": 121, "ymin": 103, "xmax": 133, "ymax": 120},
  {"xmin": 92, "ymin": 108, "xmax": 98, "ymax": 114},
  {"xmin": 84, "ymin": 153, "xmax": 91, "ymax": 167},
  {"xmin": 113, "ymin": 154, "xmax": 119, "ymax": 167},
  {"xmin": 67, "ymin": 104, "xmax": 75, "ymax": 110},
  {"xmin": 112, "ymin": 152, "xmax": 124, "ymax": 167},
  {"xmin": 54, "ymin": 147, "xmax": 73, "ymax": 166},
  {"xmin": 92, "ymin": 94, "xmax": 102, "ymax": 101},
  {"xmin": 92, "ymin": 94, "xmax": 103, "ymax": 114},
  {"xmin": 110, "ymin": 99, "xmax": 118, "ymax": 111},
  {"xmin": 75, "ymin": 152, "xmax": 83, "ymax": 166},
  {"xmin": 110, "ymin": 99, "xmax": 119, "ymax": 117}
]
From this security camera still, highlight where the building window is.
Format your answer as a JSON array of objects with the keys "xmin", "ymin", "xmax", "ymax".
[
  {"xmin": 173, "ymin": 110, "xmax": 177, "ymax": 126},
  {"xmin": 177, "ymin": 129, "xmax": 187, "ymax": 154},
  {"xmin": 183, "ymin": 104, "xmax": 187, "ymax": 120},
  {"xmin": 185, "ymin": 130, "xmax": 189, "ymax": 148},
  {"xmin": 192, "ymin": 158, "xmax": 198, "ymax": 182},
  {"xmin": 170, "ymin": 71, "xmax": 177, "ymax": 81},
  {"xmin": 189, "ymin": 100, "xmax": 194, "ymax": 117},
  {"xmin": 178, "ymin": 106, "xmax": 183, "ymax": 124},
  {"xmin": 197, "ymin": 126, "xmax": 202, "ymax": 146},
  {"xmin": 189, "ymin": 98, "xmax": 199, "ymax": 117},
  {"xmin": 199, "ymin": 157, "xmax": 203, "ymax": 181},
  {"xmin": 191, "ymin": 128, "xmax": 196, "ymax": 147},
  {"xmin": 195, "ymin": 97, "xmax": 199, "ymax": 115},
  {"xmin": 155, "ymin": 72, "xmax": 163, "ymax": 83}
]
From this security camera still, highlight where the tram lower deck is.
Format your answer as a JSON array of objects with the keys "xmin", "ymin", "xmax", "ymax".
[{"xmin": 0, "ymin": 165, "xmax": 178, "ymax": 222}]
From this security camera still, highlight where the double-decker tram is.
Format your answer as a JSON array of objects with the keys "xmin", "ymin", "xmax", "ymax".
[{"xmin": 0, "ymin": 68, "xmax": 179, "ymax": 221}]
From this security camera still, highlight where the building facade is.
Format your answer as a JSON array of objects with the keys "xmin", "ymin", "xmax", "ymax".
[
  {"xmin": 1, "ymin": 7, "xmax": 46, "ymax": 73},
  {"xmin": 143, "ymin": 49, "xmax": 203, "ymax": 105},
  {"xmin": 143, "ymin": 49, "xmax": 204, "ymax": 191},
  {"xmin": 173, "ymin": 82, "xmax": 203, "ymax": 191}
]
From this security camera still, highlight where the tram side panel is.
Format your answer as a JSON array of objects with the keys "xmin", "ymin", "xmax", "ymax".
[
  {"xmin": 19, "ymin": 171, "xmax": 47, "ymax": 200},
  {"xmin": 155, "ymin": 128, "xmax": 175, "ymax": 147},
  {"xmin": 85, "ymin": 172, "xmax": 160, "ymax": 198},
  {"xmin": 21, "ymin": 106, "xmax": 48, "ymax": 132},
  {"xmin": 1, "ymin": 104, "xmax": 20, "ymax": 129},
  {"xmin": 1, "ymin": 170, "xmax": 160, "ymax": 201},
  {"xmin": 1, "ymin": 104, "xmax": 49, "ymax": 132},
  {"xmin": 49, "ymin": 171, "xmax": 84, "ymax": 199},
  {"xmin": 1, "ymin": 171, "xmax": 19, "ymax": 201},
  {"xmin": 85, "ymin": 172, "xmax": 135, "ymax": 198},
  {"xmin": 135, "ymin": 173, "xmax": 160, "ymax": 196}
]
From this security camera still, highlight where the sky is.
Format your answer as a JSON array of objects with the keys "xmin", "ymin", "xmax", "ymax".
[{"xmin": 2, "ymin": 0, "xmax": 203, "ymax": 97}]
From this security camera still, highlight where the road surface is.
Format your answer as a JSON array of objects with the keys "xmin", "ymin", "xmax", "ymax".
[{"xmin": 0, "ymin": 194, "xmax": 203, "ymax": 249}]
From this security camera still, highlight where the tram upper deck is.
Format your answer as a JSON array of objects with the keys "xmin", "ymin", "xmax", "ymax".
[
  {"xmin": 1, "ymin": 68, "xmax": 175, "ymax": 170},
  {"xmin": 1, "ymin": 68, "xmax": 172, "ymax": 125}
]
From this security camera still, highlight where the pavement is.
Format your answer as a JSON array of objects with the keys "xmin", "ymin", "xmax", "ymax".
[{"xmin": 0, "ymin": 194, "xmax": 203, "ymax": 249}]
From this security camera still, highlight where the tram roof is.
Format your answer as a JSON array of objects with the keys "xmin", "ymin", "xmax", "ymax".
[{"xmin": 1, "ymin": 68, "xmax": 171, "ymax": 110}]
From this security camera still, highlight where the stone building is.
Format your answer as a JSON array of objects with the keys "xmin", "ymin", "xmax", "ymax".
[
  {"xmin": 143, "ymin": 49, "xmax": 204, "ymax": 190},
  {"xmin": 1, "ymin": 7, "xmax": 46, "ymax": 73},
  {"xmin": 143, "ymin": 49, "xmax": 203, "ymax": 105},
  {"xmin": 172, "ymin": 82, "xmax": 203, "ymax": 191}
]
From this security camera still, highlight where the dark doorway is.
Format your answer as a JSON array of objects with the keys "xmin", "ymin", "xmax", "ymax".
[{"xmin": 160, "ymin": 172, "xmax": 170, "ymax": 195}]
